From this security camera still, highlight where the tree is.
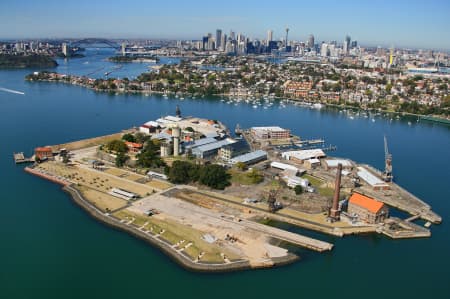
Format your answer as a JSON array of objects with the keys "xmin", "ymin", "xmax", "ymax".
[
  {"xmin": 236, "ymin": 162, "xmax": 247, "ymax": 171},
  {"xmin": 168, "ymin": 161, "xmax": 194, "ymax": 184},
  {"xmin": 122, "ymin": 133, "xmax": 136, "ymax": 143},
  {"xmin": 136, "ymin": 140, "xmax": 165, "ymax": 168},
  {"xmin": 134, "ymin": 132, "xmax": 149, "ymax": 144},
  {"xmin": 106, "ymin": 140, "xmax": 127, "ymax": 153},
  {"xmin": 294, "ymin": 185, "xmax": 303, "ymax": 195},
  {"xmin": 246, "ymin": 169, "xmax": 263, "ymax": 184},
  {"xmin": 115, "ymin": 152, "xmax": 129, "ymax": 167},
  {"xmin": 198, "ymin": 164, "xmax": 231, "ymax": 190}
]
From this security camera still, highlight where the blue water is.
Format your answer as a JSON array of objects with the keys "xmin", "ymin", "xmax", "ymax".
[{"xmin": 0, "ymin": 50, "xmax": 449, "ymax": 298}]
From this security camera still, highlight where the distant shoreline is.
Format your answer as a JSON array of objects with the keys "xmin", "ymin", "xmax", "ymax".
[{"xmin": 25, "ymin": 74, "xmax": 450, "ymax": 125}]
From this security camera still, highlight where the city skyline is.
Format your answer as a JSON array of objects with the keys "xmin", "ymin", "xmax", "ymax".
[{"xmin": 1, "ymin": 0, "xmax": 450, "ymax": 50}]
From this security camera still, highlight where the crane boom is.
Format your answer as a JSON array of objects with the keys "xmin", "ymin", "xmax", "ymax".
[{"xmin": 383, "ymin": 135, "xmax": 393, "ymax": 182}]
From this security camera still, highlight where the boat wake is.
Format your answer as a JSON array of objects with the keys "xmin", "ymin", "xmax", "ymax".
[{"xmin": 0, "ymin": 87, "xmax": 25, "ymax": 95}]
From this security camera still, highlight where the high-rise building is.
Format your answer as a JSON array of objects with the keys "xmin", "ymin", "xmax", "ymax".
[
  {"xmin": 221, "ymin": 33, "xmax": 227, "ymax": 51},
  {"xmin": 267, "ymin": 30, "xmax": 273, "ymax": 44},
  {"xmin": 308, "ymin": 34, "xmax": 315, "ymax": 48},
  {"xmin": 230, "ymin": 30, "xmax": 236, "ymax": 41},
  {"xmin": 285, "ymin": 27, "xmax": 289, "ymax": 47},
  {"xmin": 216, "ymin": 29, "xmax": 222, "ymax": 49},
  {"xmin": 321, "ymin": 43, "xmax": 329, "ymax": 57},
  {"xmin": 351, "ymin": 40, "xmax": 357, "ymax": 48},
  {"xmin": 343, "ymin": 35, "xmax": 351, "ymax": 54},
  {"xmin": 62, "ymin": 43, "xmax": 68, "ymax": 57}
]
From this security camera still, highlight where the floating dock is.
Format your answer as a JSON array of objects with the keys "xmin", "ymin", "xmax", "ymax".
[{"xmin": 13, "ymin": 152, "xmax": 34, "ymax": 164}]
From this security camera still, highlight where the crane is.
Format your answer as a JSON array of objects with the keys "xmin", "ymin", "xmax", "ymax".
[{"xmin": 383, "ymin": 135, "xmax": 393, "ymax": 182}]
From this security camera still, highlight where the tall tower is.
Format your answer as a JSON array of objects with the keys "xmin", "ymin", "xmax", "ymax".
[
  {"xmin": 285, "ymin": 27, "xmax": 290, "ymax": 47},
  {"xmin": 267, "ymin": 30, "xmax": 273, "ymax": 44},
  {"xmin": 216, "ymin": 29, "xmax": 222, "ymax": 50},
  {"xmin": 172, "ymin": 126, "xmax": 181, "ymax": 157},
  {"xmin": 62, "ymin": 43, "xmax": 68, "ymax": 57},
  {"xmin": 121, "ymin": 43, "xmax": 126, "ymax": 56},
  {"xmin": 308, "ymin": 34, "xmax": 315, "ymax": 49},
  {"xmin": 175, "ymin": 105, "xmax": 181, "ymax": 117},
  {"xmin": 343, "ymin": 35, "xmax": 351, "ymax": 54},
  {"xmin": 330, "ymin": 163, "xmax": 342, "ymax": 220}
]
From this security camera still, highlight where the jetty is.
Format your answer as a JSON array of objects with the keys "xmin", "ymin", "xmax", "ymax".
[{"xmin": 13, "ymin": 152, "xmax": 34, "ymax": 164}]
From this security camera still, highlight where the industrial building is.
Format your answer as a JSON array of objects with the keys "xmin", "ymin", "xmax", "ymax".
[
  {"xmin": 192, "ymin": 138, "xmax": 237, "ymax": 159},
  {"xmin": 357, "ymin": 167, "xmax": 390, "ymax": 190},
  {"xmin": 230, "ymin": 150, "xmax": 267, "ymax": 165},
  {"xmin": 281, "ymin": 149, "xmax": 326, "ymax": 164},
  {"xmin": 139, "ymin": 121, "xmax": 159, "ymax": 135},
  {"xmin": 218, "ymin": 139, "xmax": 249, "ymax": 162},
  {"xmin": 270, "ymin": 161, "xmax": 303, "ymax": 174},
  {"xmin": 324, "ymin": 159, "xmax": 353, "ymax": 170},
  {"xmin": 251, "ymin": 126, "xmax": 290, "ymax": 140},
  {"xmin": 347, "ymin": 193, "xmax": 389, "ymax": 224}
]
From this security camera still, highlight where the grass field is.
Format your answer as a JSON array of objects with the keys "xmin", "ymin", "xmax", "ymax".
[
  {"xmin": 36, "ymin": 161, "xmax": 155, "ymax": 197},
  {"xmin": 229, "ymin": 169, "xmax": 264, "ymax": 185},
  {"xmin": 112, "ymin": 208, "xmax": 239, "ymax": 263},
  {"xmin": 76, "ymin": 185, "xmax": 128, "ymax": 212},
  {"xmin": 302, "ymin": 174, "xmax": 334, "ymax": 197}
]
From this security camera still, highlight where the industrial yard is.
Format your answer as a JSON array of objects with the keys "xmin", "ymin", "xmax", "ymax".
[{"xmin": 19, "ymin": 111, "xmax": 442, "ymax": 271}]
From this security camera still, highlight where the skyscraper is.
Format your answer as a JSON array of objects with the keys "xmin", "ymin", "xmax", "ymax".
[
  {"xmin": 343, "ymin": 35, "xmax": 351, "ymax": 54},
  {"xmin": 267, "ymin": 30, "xmax": 273, "ymax": 44},
  {"xmin": 216, "ymin": 29, "xmax": 222, "ymax": 49},
  {"xmin": 285, "ymin": 27, "xmax": 289, "ymax": 47},
  {"xmin": 308, "ymin": 34, "xmax": 315, "ymax": 48}
]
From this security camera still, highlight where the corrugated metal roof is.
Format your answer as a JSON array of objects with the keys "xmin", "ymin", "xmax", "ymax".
[
  {"xmin": 357, "ymin": 167, "xmax": 388, "ymax": 187},
  {"xmin": 281, "ymin": 149, "xmax": 326, "ymax": 161},
  {"xmin": 230, "ymin": 150, "xmax": 267, "ymax": 163},
  {"xmin": 325, "ymin": 159, "xmax": 352, "ymax": 167},
  {"xmin": 193, "ymin": 139, "xmax": 236, "ymax": 153}
]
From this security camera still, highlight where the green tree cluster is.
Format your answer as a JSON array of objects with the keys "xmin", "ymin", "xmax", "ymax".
[{"xmin": 167, "ymin": 161, "xmax": 231, "ymax": 190}]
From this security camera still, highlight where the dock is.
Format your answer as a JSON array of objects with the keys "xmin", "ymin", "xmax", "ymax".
[{"xmin": 13, "ymin": 152, "xmax": 34, "ymax": 164}]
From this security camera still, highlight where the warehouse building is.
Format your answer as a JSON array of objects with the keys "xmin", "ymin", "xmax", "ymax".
[
  {"xmin": 357, "ymin": 167, "xmax": 390, "ymax": 190},
  {"xmin": 251, "ymin": 126, "xmax": 290, "ymax": 140},
  {"xmin": 218, "ymin": 139, "xmax": 250, "ymax": 162},
  {"xmin": 230, "ymin": 150, "xmax": 267, "ymax": 166},
  {"xmin": 192, "ymin": 138, "xmax": 237, "ymax": 159},
  {"xmin": 347, "ymin": 193, "xmax": 389, "ymax": 224},
  {"xmin": 281, "ymin": 149, "xmax": 326, "ymax": 164}
]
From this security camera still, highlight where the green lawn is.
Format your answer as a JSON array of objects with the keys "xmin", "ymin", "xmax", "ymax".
[{"xmin": 302, "ymin": 174, "xmax": 334, "ymax": 197}]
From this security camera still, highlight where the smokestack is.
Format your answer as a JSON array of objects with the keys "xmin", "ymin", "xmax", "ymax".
[
  {"xmin": 330, "ymin": 163, "xmax": 342, "ymax": 220},
  {"xmin": 172, "ymin": 126, "xmax": 181, "ymax": 157}
]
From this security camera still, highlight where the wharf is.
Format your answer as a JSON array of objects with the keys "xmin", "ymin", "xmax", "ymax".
[
  {"xmin": 381, "ymin": 217, "xmax": 431, "ymax": 239},
  {"xmin": 359, "ymin": 164, "xmax": 442, "ymax": 224},
  {"xmin": 13, "ymin": 152, "xmax": 34, "ymax": 164}
]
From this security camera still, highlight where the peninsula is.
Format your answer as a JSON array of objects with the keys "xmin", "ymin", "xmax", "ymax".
[
  {"xmin": 25, "ymin": 52, "xmax": 450, "ymax": 121},
  {"xmin": 17, "ymin": 111, "xmax": 441, "ymax": 272},
  {"xmin": 0, "ymin": 54, "xmax": 57, "ymax": 69}
]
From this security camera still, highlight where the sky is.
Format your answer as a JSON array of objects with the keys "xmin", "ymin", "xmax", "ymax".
[{"xmin": 1, "ymin": 0, "xmax": 450, "ymax": 50}]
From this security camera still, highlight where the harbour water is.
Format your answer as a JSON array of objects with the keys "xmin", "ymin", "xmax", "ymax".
[{"xmin": 0, "ymin": 50, "xmax": 449, "ymax": 298}]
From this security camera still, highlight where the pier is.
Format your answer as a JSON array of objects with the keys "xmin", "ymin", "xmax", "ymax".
[{"xmin": 13, "ymin": 152, "xmax": 33, "ymax": 164}]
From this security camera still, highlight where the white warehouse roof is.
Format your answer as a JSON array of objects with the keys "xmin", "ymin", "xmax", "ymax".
[
  {"xmin": 270, "ymin": 161, "xmax": 299, "ymax": 172},
  {"xmin": 357, "ymin": 167, "xmax": 389, "ymax": 187},
  {"xmin": 325, "ymin": 159, "xmax": 353, "ymax": 168},
  {"xmin": 282, "ymin": 149, "xmax": 326, "ymax": 161}
]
